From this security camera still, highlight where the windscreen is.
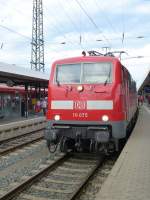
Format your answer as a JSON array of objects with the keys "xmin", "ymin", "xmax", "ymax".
[
  {"xmin": 56, "ymin": 64, "xmax": 81, "ymax": 83},
  {"xmin": 56, "ymin": 62, "xmax": 112, "ymax": 84}
]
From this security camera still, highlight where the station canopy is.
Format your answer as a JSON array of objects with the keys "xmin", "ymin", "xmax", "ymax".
[
  {"xmin": 0, "ymin": 62, "xmax": 49, "ymax": 88},
  {"xmin": 138, "ymin": 70, "xmax": 150, "ymax": 93}
]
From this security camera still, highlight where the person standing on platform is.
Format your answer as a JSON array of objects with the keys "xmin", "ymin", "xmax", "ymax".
[
  {"xmin": 35, "ymin": 99, "xmax": 41, "ymax": 114},
  {"xmin": 21, "ymin": 98, "xmax": 25, "ymax": 117},
  {"xmin": 11, "ymin": 99, "xmax": 15, "ymax": 111},
  {"xmin": 138, "ymin": 95, "xmax": 144, "ymax": 106},
  {"xmin": 148, "ymin": 95, "xmax": 150, "ymax": 106},
  {"xmin": 41, "ymin": 98, "xmax": 47, "ymax": 116}
]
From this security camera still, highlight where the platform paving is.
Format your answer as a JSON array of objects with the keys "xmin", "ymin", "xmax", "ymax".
[{"xmin": 96, "ymin": 105, "xmax": 150, "ymax": 200}]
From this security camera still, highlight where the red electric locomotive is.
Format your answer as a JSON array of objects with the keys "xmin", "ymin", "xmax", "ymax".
[{"xmin": 45, "ymin": 51, "xmax": 138, "ymax": 153}]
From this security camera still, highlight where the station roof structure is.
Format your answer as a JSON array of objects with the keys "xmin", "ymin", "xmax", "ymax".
[
  {"xmin": 138, "ymin": 70, "xmax": 150, "ymax": 93},
  {"xmin": 0, "ymin": 62, "xmax": 49, "ymax": 88}
]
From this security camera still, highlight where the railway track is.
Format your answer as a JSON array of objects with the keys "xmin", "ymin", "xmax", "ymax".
[
  {"xmin": 76, "ymin": 154, "xmax": 118, "ymax": 200},
  {"xmin": 0, "ymin": 153, "xmax": 104, "ymax": 200},
  {"xmin": 0, "ymin": 130, "xmax": 44, "ymax": 156}
]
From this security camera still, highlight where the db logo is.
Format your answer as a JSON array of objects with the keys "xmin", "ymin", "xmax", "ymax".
[{"xmin": 74, "ymin": 101, "xmax": 87, "ymax": 110}]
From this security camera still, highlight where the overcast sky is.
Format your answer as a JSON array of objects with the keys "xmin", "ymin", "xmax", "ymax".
[{"xmin": 0, "ymin": 0, "xmax": 150, "ymax": 88}]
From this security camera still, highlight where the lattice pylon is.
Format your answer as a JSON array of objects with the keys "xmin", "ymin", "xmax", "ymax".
[{"xmin": 31, "ymin": 0, "xmax": 44, "ymax": 72}]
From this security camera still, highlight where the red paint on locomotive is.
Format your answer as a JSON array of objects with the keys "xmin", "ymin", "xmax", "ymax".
[{"xmin": 45, "ymin": 55, "xmax": 138, "ymax": 153}]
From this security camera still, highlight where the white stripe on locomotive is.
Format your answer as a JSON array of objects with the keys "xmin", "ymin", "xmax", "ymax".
[
  {"xmin": 51, "ymin": 100, "xmax": 113, "ymax": 110},
  {"xmin": 51, "ymin": 100, "xmax": 73, "ymax": 109}
]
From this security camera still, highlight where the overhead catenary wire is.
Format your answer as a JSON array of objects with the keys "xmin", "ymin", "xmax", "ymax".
[
  {"xmin": 0, "ymin": 0, "xmax": 71, "ymax": 47},
  {"xmin": 1, "ymin": 0, "xmax": 75, "ymax": 49},
  {"xmin": 1, "ymin": 0, "xmax": 149, "ymax": 64},
  {"xmin": 66, "ymin": 0, "xmax": 101, "ymax": 49},
  {"xmin": 74, "ymin": 0, "xmax": 112, "ymax": 47},
  {"xmin": 44, "ymin": 8, "xmax": 77, "ymax": 46},
  {"xmin": 0, "ymin": 0, "xmax": 31, "ymax": 18},
  {"xmin": 121, "ymin": 0, "xmax": 125, "ymax": 48},
  {"xmin": 93, "ymin": 0, "xmax": 118, "ymax": 34},
  {"xmin": 0, "ymin": 24, "xmax": 31, "ymax": 40},
  {"xmin": 57, "ymin": 0, "xmax": 79, "ymax": 33},
  {"xmin": 0, "ymin": 1, "xmax": 125, "ymax": 50},
  {"xmin": 44, "ymin": 2, "xmax": 87, "ymax": 50},
  {"xmin": 44, "ymin": 1, "xmax": 79, "ymax": 44},
  {"xmin": 0, "ymin": 0, "xmax": 77, "ymax": 48},
  {"xmin": 77, "ymin": 0, "xmax": 113, "ymax": 48},
  {"xmin": 56, "ymin": 0, "xmax": 85, "ymax": 49}
]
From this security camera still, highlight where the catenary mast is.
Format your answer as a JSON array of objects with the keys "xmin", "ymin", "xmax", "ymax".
[{"xmin": 31, "ymin": 0, "xmax": 44, "ymax": 72}]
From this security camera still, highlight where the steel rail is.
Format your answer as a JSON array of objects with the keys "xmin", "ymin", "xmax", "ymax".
[
  {"xmin": 0, "ymin": 153, "xmax": 68, "ymax": 200},
  {"xmin": 0, "ymin": 134, "xmax": 44, "ymax": 156},
  {"xmin": 70, "ymin": 154, "xmax": 104, "ymax": 200},
  {"xmin": 0, "ymin": 152, "xmax": 104, "ymax": 200},
  {"xmin": 0, "ymin": 127, "xmax": 45, "ymax": 144}
]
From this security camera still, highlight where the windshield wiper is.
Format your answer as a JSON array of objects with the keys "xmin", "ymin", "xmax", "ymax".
[
  {"xmin": 56, "ymin": 80, "xmax": 60, "ymax": 86},
  {"xmin": 104, "ymin": 66, "xmax": 111, "ymax": 86}
]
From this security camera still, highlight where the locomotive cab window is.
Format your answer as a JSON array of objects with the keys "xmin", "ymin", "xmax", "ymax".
[
  {"xmin": 55, "ymin": 62, "xmax": 112, "ymax": 84},
  {"xmin": 56, "ymin": 64, "xmax": 81, "ymax": 83},
  {"xmin": 82, "ymin": 62, "xmax": 112, "ymax": 83}
]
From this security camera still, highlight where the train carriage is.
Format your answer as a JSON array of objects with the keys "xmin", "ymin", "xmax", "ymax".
[{"xmin": 0, "ymin": 84, "xmax": 48, "ymax": 119}]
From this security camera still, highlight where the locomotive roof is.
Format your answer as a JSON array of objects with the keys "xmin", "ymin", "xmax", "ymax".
[{"xmin": 52, "ymin": 56, "xmax": 120, "ymax": 65}]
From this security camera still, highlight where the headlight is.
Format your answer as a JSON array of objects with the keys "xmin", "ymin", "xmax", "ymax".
[
  {"xmin": 54, "ymin": 115, "xmax": 60, "ymax": 121},
  {"xmin": 77, "ymin": 85, "xmax": 83, "ymax": 92},
  {"xmin": 102, "ymin": 115, "xmax": 109, "ymax": 122}
]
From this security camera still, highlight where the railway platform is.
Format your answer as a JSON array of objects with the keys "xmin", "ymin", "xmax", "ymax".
[
  {"xmin": 0, "ymin": 116, "xmax": 46, "ymax": 142},
  {"xmin": 0, "ymin": 114, "xmax": 45, "ymax": 125},
  {"xmin": 96, "ymin": 105, "xmax": 150, "ymax": 200}
]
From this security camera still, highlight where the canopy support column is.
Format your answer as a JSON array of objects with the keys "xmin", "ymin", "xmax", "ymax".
[{"xmin": 25, "ymin": 84, "xmax": 28, "ymax": 118}]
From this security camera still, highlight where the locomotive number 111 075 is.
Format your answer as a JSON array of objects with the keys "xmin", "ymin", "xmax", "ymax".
[{"xmin": 73, "ymin": 112, "xmax": 88, "ymax": 118}]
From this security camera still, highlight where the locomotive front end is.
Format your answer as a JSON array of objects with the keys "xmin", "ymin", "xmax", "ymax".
[{"xmin": 45, "ymin": 56, "xmax": 124, "ymax": 153}]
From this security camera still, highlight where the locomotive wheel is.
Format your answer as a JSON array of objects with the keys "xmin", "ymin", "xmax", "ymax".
[
  {"xmin": 46, "ymin": 140, "xmax": 58, "ymax": 153},
  {"xmin": 60, "ymin": 138, "xmax": 68, "ymax": 152},
  {"xmin": 60, "ymin": 138, "xmax": 75, "ymax": 152}
]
